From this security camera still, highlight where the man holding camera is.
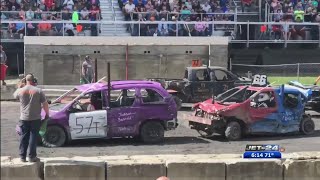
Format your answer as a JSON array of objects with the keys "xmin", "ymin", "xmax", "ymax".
[{"xmin": 13, "ymin": 74, "xmax": 49, "ymax": 162}]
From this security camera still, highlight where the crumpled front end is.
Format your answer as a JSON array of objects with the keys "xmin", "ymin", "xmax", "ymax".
[{"xmin": 186, "ymin": 99, "xmax": 251, "ymax": 136}]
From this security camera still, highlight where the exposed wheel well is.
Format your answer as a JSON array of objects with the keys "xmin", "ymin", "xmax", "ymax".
[
  {"xmin": 46, "ymin": 123, "xmax": 69, "ymax": 142},
  {"xmin": 139, "ymin": 119, "xmax": 166, "ymax": 132}
]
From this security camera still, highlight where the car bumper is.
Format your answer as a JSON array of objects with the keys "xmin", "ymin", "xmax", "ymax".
[
  {"xmin": 166, "ymin": 118, "xmax": 178, "ymax": 130},
  {"xmin": 182, "ymin": 113, "xmax": 212, "ymax": 125}
]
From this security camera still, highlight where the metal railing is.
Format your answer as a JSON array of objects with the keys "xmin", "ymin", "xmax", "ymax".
[
  {"xmin": 232, "ymin": 0, "xmax": 238, "ymax": 22},
  {"xmin": 264, "ymin": 1, "xmax": 270, "ymax": 22},
  {"xmin": 268, "ymin": 13, "xmax": 316, "ymax": 22},
  {"xmin": 128, "ymin": 12, "xmax": 237, "ymax": 21},
  {"xmin": 0, "ymin": 10, "xmax": 101, "ymax": 20},
  {"xmin": 1, "ymin": 20, "xmax": 319, "ymax": 46},
  {"xmin": 110, "ymin": 0, "xmax": 115, "ymax": 21}
]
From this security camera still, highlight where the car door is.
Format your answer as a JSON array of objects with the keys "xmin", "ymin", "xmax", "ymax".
[
  {"xmin": 138, "ymin": 88, "xmax": 172, "ymax": 120},
  {"xmin": 190, "ymin": 69, "xmax": 212, "ymax": 102},
  {"xmin": 68, "ymin": 91, "xmax": 108, "ymax": 140},
  {"xmin": 212, "ymin": 69, "xmax": 235, "ymax": 96},
  {"xmin": 248, "ymin": 91, "xmax": 280, "ymax": 133},
  {"xmin": 107, "ymin": 88, "xmax": 140, "ymax": 137},
  {"xmin": 278, "ymin": 92, "xmax": 304, "ymax": 133}
]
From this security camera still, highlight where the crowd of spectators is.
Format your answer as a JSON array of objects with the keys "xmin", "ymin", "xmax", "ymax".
[
  {"xmin": 0, "ymin": 0, "xmax": 101, "ymax": 38},
  {"xmin": 267, "ymin": 0, "xmax": 320, "ymax": 40},
  {"xmin": 120, "ymin": 0, "xmax": 236, "ymax": 36}
]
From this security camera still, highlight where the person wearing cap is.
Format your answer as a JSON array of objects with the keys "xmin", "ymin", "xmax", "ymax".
[
  {"xmin": 168, "ymin": 16, "xmax": 181, "ymax": 36},
  {"xmin": 13, "ymin": 74, "xmax": 49, "ymax": 162},
  {"xmin": 81, "ymin": 55, "xmax": 95, "ymax": 84}
]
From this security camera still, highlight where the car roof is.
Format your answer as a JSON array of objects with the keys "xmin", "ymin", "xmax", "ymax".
[
  {"xmin": 186, "ymin": 66, "xmax": 228, "ymax": 71},
  {"xmin": 238, "ymin": 85, "xmax": 311, "ymax": 98},
  {"xmin": 75, "ymin": 80, "xmax": 162, "ymax": 92},
  {"xmin": 237, "ymin": 86, "xmax": 273, "ymax": 91}
]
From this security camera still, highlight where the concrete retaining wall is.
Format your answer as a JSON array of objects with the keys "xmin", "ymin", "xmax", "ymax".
[
  {"xmin": 24, "ymin": 37, "xmax": 229, "ymax": 85},
  {"xmin": 1, "ymin": 153, "xmax": 320, "ymax": 180}
]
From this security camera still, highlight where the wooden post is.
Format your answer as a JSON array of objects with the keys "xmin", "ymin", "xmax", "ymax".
[{"xmin": 94, "ymin": 58, "xmax": 98, "ymax": 82}]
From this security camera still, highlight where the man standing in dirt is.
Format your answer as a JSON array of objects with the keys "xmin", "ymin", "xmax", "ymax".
[
  {"xmin": 14, "ymin": 74, "xmax": 49, "ymax": 162},
  {"xmin": 0, "ymin": 45, "xmax": 8, "ymax": 85},
  {"xmin": 81, "ymin": 55, "xmax": 94, "ymax": 84}
]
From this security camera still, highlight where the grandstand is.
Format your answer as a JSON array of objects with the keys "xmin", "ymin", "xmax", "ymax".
[
  {"xmin": 0, "ymin": 0, "xmax": 319, "ymax": 76},
  {"xmin": 0, "ymin": 0, "xmax": 319, "ymax": 46}
]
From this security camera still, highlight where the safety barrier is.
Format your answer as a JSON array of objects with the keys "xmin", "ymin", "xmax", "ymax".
[
  {"xmin": 1, "ymin": 152, "xmax": 320, "ymax": 180},
  {"xmin": 1, "ymin": 20, "xmax": 319, "ymax": 48}
]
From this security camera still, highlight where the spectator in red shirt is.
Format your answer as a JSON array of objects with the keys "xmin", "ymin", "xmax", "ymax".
[
  {"xmin": 45, "ymin": 0, "xmax": 54, "ymax": 10},
  {"xmin": 37, "ymin": 17, "xmax": 53, "ymax": 36},
  {"xmin": 90, "ymin": 4, "xmax": 100, "ymax": 20}
]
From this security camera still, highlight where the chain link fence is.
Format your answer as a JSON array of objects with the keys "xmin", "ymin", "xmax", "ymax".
[{"xmin": 231, "ymin": 63, "xmax": 320, "ymax": 85}]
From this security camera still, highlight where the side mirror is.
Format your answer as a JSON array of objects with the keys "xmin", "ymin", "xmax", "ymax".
[{"xmin": 47, "ymin": 100, "xmax": 51, "ymax": 104}]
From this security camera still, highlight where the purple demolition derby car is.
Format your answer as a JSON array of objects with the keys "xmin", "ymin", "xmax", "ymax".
[{"xmin": 18, "ymin": 80, "xmax": 178, "ymax": 147}]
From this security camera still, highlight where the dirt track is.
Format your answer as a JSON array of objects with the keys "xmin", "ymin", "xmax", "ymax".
[{"xmin": 1, "ymin": 101, "xmax": 320, "ymax": 157}]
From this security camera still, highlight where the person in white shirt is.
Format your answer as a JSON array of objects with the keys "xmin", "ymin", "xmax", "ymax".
[
  {"xmin": 26, "ymin": 7, "xmax": 35, "ymax": 20},
  {"xmin": 158, "ymin": 18, "xmax": 168, "ymax": 36},
  {"xmin": 65, "ymin": 23, "xmax": 74, "ymax": 36},
  {"xmin": 201, "ymin": 2, "xmax": 211, "ymax": 13},
  {"xmin": 124, "ymin": 0, "xmax": 136, "ymax": 31},
  {"xmin": 63, "ymin": 0, "xmax": 74, "ymax": 10},
  {"xmin": 81, "ymin": 7, "xmax": 89, "ymax": 20},
  {"xmin": 124, "ymin": 0, "xmax": 135, "ymax": 20}
]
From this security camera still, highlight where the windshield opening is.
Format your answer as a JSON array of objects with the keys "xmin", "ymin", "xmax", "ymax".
[
  {"xmin": 49, "ymin": 89, "xmax": 82, "ymax": 111},
  {"xmin": 216, "ymin": 87, "xmax": 256, "ymax": 103}
]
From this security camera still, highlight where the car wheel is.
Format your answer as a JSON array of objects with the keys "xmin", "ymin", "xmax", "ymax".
[
  {"xmin": 140, "ymin": 121, "xmax": 165, "ymax": 144},
  {"xmin": 172, "ymin": 95, "xmax": 182, "ymax": 110},
  {"xmin": 42, "ymin": 126, "xmax": 67, "ymax": 147},
  {"xmin": 225, "ymin": 121, "xmax": 242, "ymax": 141},
  {"xmin": 300, "ymin": 116, "xmax": 315, "ymax": 135}
]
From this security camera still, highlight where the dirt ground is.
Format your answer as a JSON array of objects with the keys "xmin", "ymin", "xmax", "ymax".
[{"xmin": 1, "ymin": 101, "xmax": 320, "ymax": 158}]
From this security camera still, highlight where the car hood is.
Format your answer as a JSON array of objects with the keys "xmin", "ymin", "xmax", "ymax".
[
  {"xmin": 194, "ymin": 98, "xmax": 244, "ymax": 114},
  {"xmin": 41, "ymin": 109, "xmax": 59, "ymax": 120}
]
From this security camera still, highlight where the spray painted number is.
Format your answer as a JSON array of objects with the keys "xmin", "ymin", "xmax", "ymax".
[
  {"xmin": 69, "ymin": 110, "xmax": 107, "ymax": 139},
  {"xmin": 252, "ymin": 75, "xmax": 267, "ymax": 86},
  {"xmin": 74, "ymin": 116, "xmax": 100, "ymax": 134}
]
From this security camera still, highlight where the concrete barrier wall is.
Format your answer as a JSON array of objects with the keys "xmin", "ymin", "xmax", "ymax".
[
  {"xmin": 1, "ymin": 153, "xmax": 320, "ymax": 180},
  {"xmin": 24, "ymin": 37, "xmax": 229, "ymax": 85}
]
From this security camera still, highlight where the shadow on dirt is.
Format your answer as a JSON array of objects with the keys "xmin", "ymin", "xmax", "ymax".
[
  {"xmin": 63, "ymin": 136, "xmax": 210, "ymax": 148},
  {"xmin": 205, "ymin": 130, "xmax": 320, "ymax": 142}
]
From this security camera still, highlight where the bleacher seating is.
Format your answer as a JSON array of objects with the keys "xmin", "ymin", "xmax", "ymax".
[
  {"xmin": 0, "ymin": 0, "xmax": 101, "ymax": 39},
  {"xmin": 0, "ymin": 0, "xmax": 319, "ymax": 42}
]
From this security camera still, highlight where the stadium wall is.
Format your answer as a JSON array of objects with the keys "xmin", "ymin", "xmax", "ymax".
[
  {"xmin": 1, "ymin": 153, "xmax": 320, "ymax": 180},
  {"xmin": 230, "ymin": 48, "xmax": 320, "ymax": 65},
  {"xmin": 24, "ymin": 37, "xmax": 229, "ymax": 85}
]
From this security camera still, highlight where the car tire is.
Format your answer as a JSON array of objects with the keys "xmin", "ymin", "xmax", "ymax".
[
  {"xmin": 300, "ymin": 116, "xmax": 315, "ymax": 135},
  {"xmin": 225, "ymin": 121, "xmax": 242, "ymax": 141},
  {"xmin": 42, "ymin": 126, "xmax": 67, "ymax": 148},
  {"xmin": 140, "ymin": 121, "xmax": 165, "ymax": 144},
  {"xmin": 172, "ymin": 95, "xmax": 182, "ymax": 110}
]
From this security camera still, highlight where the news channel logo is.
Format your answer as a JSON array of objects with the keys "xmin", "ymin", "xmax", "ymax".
[{"xmin": 243, "ymin": 145, "xmax": 285, "ymax": 159}]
